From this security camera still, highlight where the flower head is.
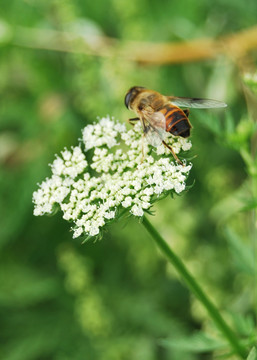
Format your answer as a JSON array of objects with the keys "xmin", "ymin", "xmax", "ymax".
[{"xmin": 33, "ymin": 116, "xmax": 192, "ymax": 239}]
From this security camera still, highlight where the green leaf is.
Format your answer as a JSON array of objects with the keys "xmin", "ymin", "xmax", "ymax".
[
  {"xmin": 211, "ymin": 179, "xmax": 256, "ymax": 222},
  {"xmin": 0, "ymin": 19, "xmax": 13, "ymax": 45},
  {"xmin": 240, "ymin": 198, "xmax": 257, "ymax": 211},
  {"xmin": 224, "ymin": 227, "xmax": 255, "ymax": 275},
  {"xmin": 230, "ymin": 313, "xmax": 256, "ymax": 337},
  {"xmin": 160, "ymin": 331, "xmax": 226, "ymax": 353},
  {"xmin": 196, "ymin": 112, "xmax": 222, "ymax": 136},
  {"xmin": 0, "ymin": 263, "xmax": 60, "ymax": 307},
  {"xmin": 185, "ymin": 179, "xmax": 195, "ymax": 191},
  {"xmin": 247, "ymin": 347, "xmax": 257, "ymax": 360},
  {"xmin": 224, "ymin": 111, "xmax": 235, "ymax": 135},
  {"xmin": 226, "ymin": 118, "xmax": 256, "ymax": 150}
]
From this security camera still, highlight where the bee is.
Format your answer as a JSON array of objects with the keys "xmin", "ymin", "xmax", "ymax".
[{"xmin": 124, "ymin": 86, "xmax": 227, "ymax": 163}]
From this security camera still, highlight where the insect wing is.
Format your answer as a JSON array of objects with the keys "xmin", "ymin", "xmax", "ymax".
[
  {"xmin": 168, "ymin": 96, "xmax": 227, "ymax": 109},
  {"xmin": 144, "ymin": 125, "xmax": 163, "ymax": 147},
  {"xmin": 142, "ymin": 111, "xmax": 167, "ymax": 147}
]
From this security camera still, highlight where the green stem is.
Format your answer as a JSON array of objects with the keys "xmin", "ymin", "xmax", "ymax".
[{"xmin": 142, "ymin": 215, "xmax": 247, "ymax": 359}]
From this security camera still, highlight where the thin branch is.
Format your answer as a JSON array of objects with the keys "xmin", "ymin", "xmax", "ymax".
[{"xmin": 13, "ymin": 25, "xmax": 257, "ymax": 65}]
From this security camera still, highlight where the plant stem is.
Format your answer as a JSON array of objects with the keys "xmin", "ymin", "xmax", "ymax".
[{"xmin": 142, "ymin": 215, "xmax": 247, "ymax": 359}]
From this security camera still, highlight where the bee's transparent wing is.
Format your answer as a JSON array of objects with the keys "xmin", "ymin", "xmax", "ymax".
[
  {"xmin": 168, "ymin": 96, "xmax": 227, "ymax": 109},
  {"xmin": 142, "ymin": 111, "xmax": 167, "ymax": 147},
  {"xmin": 144, "ymin": 125, "xmax": 164, "ymax": 147}
]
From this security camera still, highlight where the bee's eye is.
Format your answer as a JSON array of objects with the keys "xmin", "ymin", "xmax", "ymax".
[{"xmin": 124, "ymin": 91, "xmax": 132, "ymax": 109}]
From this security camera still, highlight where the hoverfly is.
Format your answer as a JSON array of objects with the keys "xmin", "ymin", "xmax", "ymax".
[{"xmin": 124, "ymin": 86, "xmax": 227, "ymax": 163}]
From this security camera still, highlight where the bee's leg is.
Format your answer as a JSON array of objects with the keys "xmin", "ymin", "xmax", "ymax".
[
  {"xmin": 162, "ymin": 140, "xmax": 183, "ymax": 165},
  {"xmin": 183, "ymin": 109, "xmax": 190, "ymax": 117},
  {"xmin": 128, "ymin": 117, "xmax": 140, "ymax": 126}
]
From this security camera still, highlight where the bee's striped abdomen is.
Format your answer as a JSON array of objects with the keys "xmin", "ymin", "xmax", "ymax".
[{"xmin": 160, "ymin": 105, "xmax": 191, "ymax": 138}]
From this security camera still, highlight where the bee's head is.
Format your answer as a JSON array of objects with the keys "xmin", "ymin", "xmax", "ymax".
[{"xmin": 124, "ymin": 86, "xmax": 145, "ymax": 109}]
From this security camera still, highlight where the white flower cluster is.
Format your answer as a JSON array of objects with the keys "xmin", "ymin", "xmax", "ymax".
[
  {"xmin": 33, "ymin": 116, "xmax": 192, "ymax": 239},
  {"xmin": 82, "ymin": 117, "xmax": 126, "ymax": 150}
]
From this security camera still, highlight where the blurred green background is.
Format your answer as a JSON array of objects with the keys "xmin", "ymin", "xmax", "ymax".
[{"xmin": 0, "ymin": 0, "xmax": 256, "ymax": 359}]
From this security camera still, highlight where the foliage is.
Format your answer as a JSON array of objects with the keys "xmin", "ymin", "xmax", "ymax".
[{"xmin": 0, "ymin": 0, "xmax": 257, "ymax": 359}]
